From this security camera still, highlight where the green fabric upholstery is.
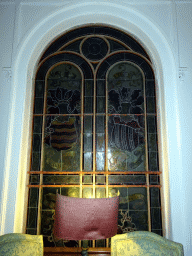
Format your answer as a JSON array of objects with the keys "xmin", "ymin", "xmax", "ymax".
[
  {"xmin": 111, "ymin": 231, "xmax": 184, "ymax": 256},
  {"xmin": 0, "ymin": 233, "xmax": 43, "ymax": 256}
]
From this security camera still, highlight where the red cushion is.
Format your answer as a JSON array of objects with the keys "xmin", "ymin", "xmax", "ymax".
[{"xmin": 53, "ymin": 194, "xmax": 119, "ymax": 240}]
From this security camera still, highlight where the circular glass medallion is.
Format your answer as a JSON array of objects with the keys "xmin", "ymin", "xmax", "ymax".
[{"xmin": 81, "ymin": 37, "xmax": 108, "ymax": 61}]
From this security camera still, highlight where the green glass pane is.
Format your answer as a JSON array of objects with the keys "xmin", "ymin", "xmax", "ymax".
[
  {"xmin": 128, "ymin": 187, "xmax": 147, "ymax": 211},
  {"xmin": 96, "ymin": 240, "xmax": 106, "ymax": 247},
  {"xmin": 28, "ymin": 188, "xmax": 39, "ymax": 208},
  {"xmin": 96, "ymin": 133, "xmax": 105, "ymax": 151},
  {"xmin": 42, "ymin": 187, "xmax": 57, "ymax": 210},
  {"xmin": 108, "ymin": 39, "xmax": 127, "ymax": 52},
  {"xmin": 85, "ymin": 80, "xmax": 93, "ymax": 96},
  {"xmin": 148, "ymin": 151, "xmax": 159, "ymax": 172},
  {"xmin": 96, "ymin": 175, "xmax": 105, "ymax": 185},
  {"xmin": 151, "ymin": 208, "xmax": 162, "ymax": 230},
  {"xmin": 84, "ymin": 133, "xmax": 93, "ymax": 152},
  {"xmin": 84, "ymin": 96, "xmax": 93, "ymax": 113},
  {"xmin": 83, "ymin": 188, "xmax": 93, "ymax": 198},
  {"xmin": 41, "ymin": 210, "xmax": 55, "ymax": 236},
  {"xmin": 33, "ymin": 116, "xmax": 43, "ymax": 134},
  {"xmin": 29, "ymin": 174, "xmax": 40, "ymax": 185},
  {"xmin": 31, "ymin": 152, "xmax": 41, "ymax": 171},
  {"xmin": 96, "ymin": 116, "xmax": 105, "ymax": 133},
  {"xmin": 147, "ymin": 115, "xmax": 156, "ymax": 134},
  {"xmin": 32, "ymin": 134, "xmax": 41, "ymax": 152},
  {"xmin": 147, "ymin": 96, "xmax": 156, "ymax": 113},
  {"xmin": 96, "ymin": 152, "xmax": 105, "ymax": 171},
  {"xmin": 97, "ymin": 96, "xmax": 105, "ymax": 113},
  {"xmin": 149, "ymin": 175, "xmax": 160, "ymax": 185},
  {"xmin": 148, "ymin": 133, "xmax": 157, "ymax": 152},
  {"xmin": 150, "ymin": 187, "xmax": 161, "ymax": 208},
  {"xmin": 108, "ymin": 175, "xmax": 146, "ymax": 185},
  {"xmin": 108, "ymin": 146, "xmax": 145, "ymax": 172},
  {"xmin": 35, "ymin": 80, "xmax": 45, "ymax": 97},
  {"xmin": 34, "ymin": 97, "xmax": 44, "ymax": 114},
  {"xmin": 27, "ymin": 207, "xmax": 38, "ymax": 229},
  {"xmin": 96, "ymin": 188, "xmax": 106, "ymax": 198},
  {"xmin": 84, "ymin": 116, "xmax": 92, "ymax": 133},
  {"xmin": 26, "ymin": 229, "xmax": 37, "ymax": 235},
  {"xmin": 146, "ymin": 80, "xmax": 155, "ymax": 97},
  {"xmin": 129, "ymin": 210, "xmax": 148, "ymax": 231},
  {"xmin": 97, "ymin": 80, "xmax": 105, "ymax": 96},
  {"xmin": 61, "ymin": 39, "xmax": 81, "ymax": 53},
  {"xmin": 61, "ymin": 187, "xmax": 80, "ymax": 197},
  {"xmin": 83, "ymin": 175, "xmax": 93, "ymax": 184},
  {"xmin": 84, "ymin": 152, "xmax": 92, "ymax": 171},
  {"xmin": 43, "ymin": 175, "xmax": 80, "ymax": 185},
  {"xmin": 109, "ymin": 187, "xmax": 120, "ymax": 198},
  {"xmin": 151, "ymin": 230, "xmax": 163, "ymax": 236},
  {"xmin": 118, "ymin": 210, "xmax": 137, "ymax": 233}
]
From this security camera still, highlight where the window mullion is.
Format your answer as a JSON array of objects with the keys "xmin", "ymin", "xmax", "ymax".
[
  {"xmin": 36, "ymin": 76, "xmax": 48, "ymax": 235},
  {"xmin": 144, "ymin": 77, "xmax": 152, "ymax": 232}
]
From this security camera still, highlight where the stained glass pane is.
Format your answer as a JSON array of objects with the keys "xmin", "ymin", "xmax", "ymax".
[
  {"xmin": 85, "ymin": 79, "xmax": 94, "ymax": 96},
  {"xmin": 84, "ymin": 133, "xmax": 93, "ymax": 152},
  {"xmin": 46, "ymin": 64, "xmax": 81, "ymax": 114},
  {"xmin": 83, "ymin": 188, "xmax": 93, "ymax": 198},
  {"xmin": 146, "ymin": 96, "xmax": 156, "ymax": 113},
  {"xmin": 61, "ymin": 39, "xmax": 81, "ymax": 53},
  {"xmin": 96, "ymin": 152, "xmax": 105, "ymax": 171},
  {"xmin": 84, "ymin": 152, "xmax": 92, "ymax": 171},
  {"xmin": 84, "ymin": 96, "xmax": 93, "ymax": 113},
  {"xmin": 149, "ymin": 175, "xmax": 160, "ymax": 185},
  {"xmin": 43, "ymin": 116, "xmax": 81, "ymax": 172},
  {"xmin": 96, "ymin": 175, "xmax": 105, "ymax": 185},
  {"xmin": 81, "ymin": 37, "xmax": 108, "ymax": 61},
  {"xmin": 108, "ymin": 175, "xmax": 146, "ymax": 185},
  {"xmin": 108, "ymin": 62, "xmax": 143, "ymax": 115},
  {"xmin": 97, "ymin": 80, "xmax": 105, "ymax": 96},
  {"xmin": 108, "ymin": 39, "xmax": 127, "ymax": 52},
  {"xmin": 96, "ymin": 133, "xmax": 105, "ymax": 151},
  {"xmin": 96, "ymin": 116, "xmax": 105, "ymax": 133},
  {"xmin": 96, "ymin": 187, "xmax": 106, "ymax": 198},
  {"xmin": 148, "ymin": 151, "xmax": 159, "ymax": 172},
  {"xmin": 97, "ymin": 96, "xmax": 105, "ymax": 113},
  {"xmin": 108, "ymin": 115, "xmax": 145, "ymax": 172},
  {"xmin": 84, "ymin": 116, "xmax": 93, "ymax": 133},
  {"xmin": 29, "ymin": 174, "xmax": 40, "ymax": 185},
  {"xmin": 83, "ymin": 175, "xmax": 93, "ymax": 184},
  {"xmin": 43, "ymin": 175, "xmax": 80, "ymax": 185}
]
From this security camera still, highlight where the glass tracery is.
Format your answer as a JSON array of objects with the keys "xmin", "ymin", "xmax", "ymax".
[{"xmin": 26, "ymin": 25, "xmax": 162, "ymax": 248}]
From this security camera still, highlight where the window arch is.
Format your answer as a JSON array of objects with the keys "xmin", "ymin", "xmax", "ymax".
[{"xmin": 26, "ymin": 25, "xmax": 162, "ymax": 248}]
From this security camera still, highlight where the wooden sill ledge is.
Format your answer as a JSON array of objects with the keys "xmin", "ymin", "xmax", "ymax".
[{"xmin": 44, "ymin": 247, "xmax": 111, "ymax": 255}]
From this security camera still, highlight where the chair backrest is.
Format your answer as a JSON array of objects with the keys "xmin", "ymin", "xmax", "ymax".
[
  {"xmin": 0, "ymin": 233, "xmax": 43, "ymax": 256},
  {"xmin": 111, "ymin": 231, "xmax": 184, "ymax": 256}
]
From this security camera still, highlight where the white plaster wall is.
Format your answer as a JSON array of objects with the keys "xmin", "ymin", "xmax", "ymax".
[{"xmin": 0, "ymin": 0, "xmax": 192, "ymax": 255}]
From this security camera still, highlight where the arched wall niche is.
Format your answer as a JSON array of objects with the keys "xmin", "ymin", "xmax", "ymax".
[{"xmin": 2, "ymin": 2, "xmax": 182, "ymax": 243}]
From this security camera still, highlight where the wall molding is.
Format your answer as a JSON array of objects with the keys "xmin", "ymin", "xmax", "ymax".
[
  {"xmin": 179, "ymin": 67, "xmax": 188, "ymax": 82},
  {"xmin": 2, "ymin": 68, "xmax": 12, "ymax": 83}
]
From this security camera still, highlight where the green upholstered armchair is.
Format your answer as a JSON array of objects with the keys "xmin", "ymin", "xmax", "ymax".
[
  {"xmin": 0, "ymin": 233, "xmax": 43, "ymax": 256},
  {"xmin": 111, "ymin": 231, "xmax": 184, "ymax": 256}
]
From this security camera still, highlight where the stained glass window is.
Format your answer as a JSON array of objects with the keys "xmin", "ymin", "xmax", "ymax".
[{"xmin": 26, "ymin": 25, "xmax": 162, "ymax": 248}]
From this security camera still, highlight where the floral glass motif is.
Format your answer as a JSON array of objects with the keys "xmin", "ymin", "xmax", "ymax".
[{"xmin": 26, "ymin": 25, "xmax": 162, "ymax": 248}]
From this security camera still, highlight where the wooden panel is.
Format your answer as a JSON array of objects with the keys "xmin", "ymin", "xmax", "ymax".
[{"xmin": 44, "ymin": 247, "xmax": 111, "ymax": 255}]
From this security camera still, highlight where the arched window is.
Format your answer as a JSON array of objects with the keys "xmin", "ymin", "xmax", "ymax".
[{"xmin": 26, "ymin": 25, "xmax": 162, "ymax": 249}]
